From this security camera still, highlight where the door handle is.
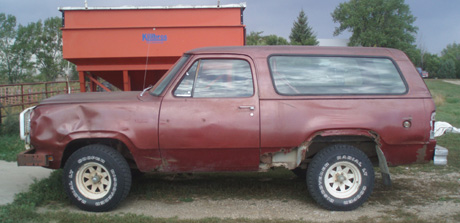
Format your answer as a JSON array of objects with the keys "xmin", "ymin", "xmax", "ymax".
[{"xmin": 238, "ymin": 105, "xmax": 255, "ymax": 110}]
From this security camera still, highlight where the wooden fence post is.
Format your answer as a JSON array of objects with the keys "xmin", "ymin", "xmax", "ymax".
[
  {"xmin": 21, "ymin": 85, "xmax": 24, "ymax": 111},
  {"xmin": 0, "ymin": 103, "xmax": 3, "ymax": 125},
  {"xmin": 5, "ymin": 88, "xmax": 8, "ymax": 106}
]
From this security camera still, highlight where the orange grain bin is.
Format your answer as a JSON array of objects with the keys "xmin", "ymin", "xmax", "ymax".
[{"xmin": 59, "ymin": 3, "xmax": 246, "ymax": 92}]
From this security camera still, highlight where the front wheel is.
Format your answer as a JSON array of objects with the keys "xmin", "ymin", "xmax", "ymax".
[
  {"xmin": 306, "ymin": 144, "xmax": 374, "ymax": 211},
  {"xmin": 63, "ymin": 144, "xmax": 132, "ymax": 212}
]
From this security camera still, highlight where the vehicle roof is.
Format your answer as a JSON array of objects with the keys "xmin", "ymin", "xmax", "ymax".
[{"xmin": 186, "ymin": 46, "xmax": 408, "ymax": 60}]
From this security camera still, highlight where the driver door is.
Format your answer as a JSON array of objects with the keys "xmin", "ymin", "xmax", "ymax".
[{"xmin": 158, "ymin": 55, "xmax": 260, "ymax": 172}]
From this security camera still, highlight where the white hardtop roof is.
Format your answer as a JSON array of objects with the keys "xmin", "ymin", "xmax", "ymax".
[{"xmin": 59, "ymin": 2, "xmax": 246, "ymax": 11}]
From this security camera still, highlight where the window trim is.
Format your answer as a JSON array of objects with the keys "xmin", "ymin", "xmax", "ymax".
[{"xmin": 267, "ymin": 54, "xmax": 409, "ymax": 96}]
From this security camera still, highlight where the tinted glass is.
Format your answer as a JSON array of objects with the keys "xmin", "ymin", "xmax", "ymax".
[
  {"xmin": 174, "ymin": 59, "xmax": 254, "ymax": 98},
  {"xmin": 269, "ymin": 56, "xmax": 407, "ymax": 95}
]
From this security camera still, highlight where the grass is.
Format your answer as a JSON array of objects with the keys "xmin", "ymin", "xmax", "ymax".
[
  {"xmin": 426, "ymin": 79, "xmax": 460, "ymax": 126},
  {"xmin": 1, "ymin": 79, "xmax": 460, "ymax": 222},
  {"xmin": 0, "ymin": 114, "xmax": 23, "ymax": 161},
  {"xmin": 0, "ymin": 134, "xmax": 23, "ymax": 161},
  {"xmin": 426, "ymin": 79, "xmax": 460, "ymax": 170}
]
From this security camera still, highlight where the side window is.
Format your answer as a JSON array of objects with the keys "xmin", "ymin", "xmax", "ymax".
[
  {"xmin": 269, "ymin": 56, "xmax": 407, "ymax": 95},
  {"xmin": 174, "ymin": 59, "xmax": 254, "ymax": 98},
  {"xmin": 174, "ymin": 62, "xmax": 198, "ymax": 97}
]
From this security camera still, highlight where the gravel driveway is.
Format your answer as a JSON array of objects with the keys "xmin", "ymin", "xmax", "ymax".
[{"xmin": 37, "ymin": 170, "xmax": 460, "ymax": 222}]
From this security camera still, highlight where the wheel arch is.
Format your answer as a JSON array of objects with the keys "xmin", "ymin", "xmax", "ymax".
[
  {"xmin": 302, "ymin": 129, "xmax": 392, "ymax": 186},
  {"xmin": 259, "ymin": 129, "xmax": 382, "ymax": 171},
  {"xmin": 61, "ymin": 135, "xmax": 139, "ymax": 170},
  {"xmin": 302, "ymin": 129, "xmax": 381, "ymax": 166}
]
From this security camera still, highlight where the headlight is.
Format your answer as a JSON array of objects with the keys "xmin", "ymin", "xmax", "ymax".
[{"xmin": 19, "ymin": 106, "xmax": 35, "ymax": 141}]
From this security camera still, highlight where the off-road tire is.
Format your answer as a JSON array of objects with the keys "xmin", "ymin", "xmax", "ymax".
[
  {"xmin": 63, "ymin": 144, "xmax": 132, "ymax": 212},
  {"xmin": 306, "ymin": 144, "xmax": 374, "ymax": 211}
]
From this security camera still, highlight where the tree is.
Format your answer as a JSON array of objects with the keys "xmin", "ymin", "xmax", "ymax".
[
  {"xmin": 1, "ymin": 14, "xmax": 75, "ymax": 83},
  {"xmin": 437, "ymin": 59, "xmax": 456, "ymax": 79},
  {"xmin": 0, "ymin": 13, "xmax": 38, "ymax": 83},
  {"xmin": 289, "ymin": 9, "xmax": 318, "ymax": 45},
  {"xmin": 36, "ymin": 17, "xmax": 66, "ymax": 81},
  {"xmin": 440, "ymin": 43, "xmax": 460, "ymax": 78},
  {"xmin": 246, "ymin": 31, "xmax": 265, "ymax": 45},
  {"xmin": 8, "ymin": 22, "xmax": 40, "ymax": 83},
  {"xmin": 331, "ymin": 0, "xmax": 417, "ymax": 54},
  {"xmin": 0, "ymin": 13, "xmax": 18, "ymax": 83},
  {"xmin": 264, "ymin": 35, "xmax": 289, "ymax": 45},
  {"xmin": 423, "ymin": 53, "xmax": 440, "ymax": 78},
  {"xmin": 246, "ymin": 31, "xmax": 288, "ymax": 45}
]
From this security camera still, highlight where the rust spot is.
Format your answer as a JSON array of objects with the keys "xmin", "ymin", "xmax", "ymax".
[
  {"xmin": 161, "ymin": 158, "xmax": 178, "ymax": 167},
  {"xmin": 416, "ymin": 145, "xmax": 427, "ymax": 163},
  {"xmin": 260, "ymin": 153, "xmax": 272, "ymax": 164},
  {"xmin": 144, "ymin": 156, "xmax": 161, "ymax": 161},
  {"xmin": 298, "ymin": 140, "xmax": 312, "ymax": 161}
]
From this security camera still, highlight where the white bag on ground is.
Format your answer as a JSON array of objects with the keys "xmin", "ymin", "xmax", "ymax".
[{"xmin": 434, "ymin": 121, "xmax": 460, "ymax": 137}]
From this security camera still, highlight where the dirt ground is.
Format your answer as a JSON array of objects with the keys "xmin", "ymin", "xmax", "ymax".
[{"xmin": 38, "ymin": 170, "xmax": 460, "ymax": 222}]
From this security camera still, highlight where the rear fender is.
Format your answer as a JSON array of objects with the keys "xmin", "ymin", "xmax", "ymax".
[{"xmin": 259, "ymin": 129, "xmax": 381, "ymax": 171}]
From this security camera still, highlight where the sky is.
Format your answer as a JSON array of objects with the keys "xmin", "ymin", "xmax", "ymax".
[{"xmin": 1, "ymin": 0, "xmax": 459, "ymax": 55}]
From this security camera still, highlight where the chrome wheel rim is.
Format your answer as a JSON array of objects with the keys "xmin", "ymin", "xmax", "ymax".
[
  {"xmin": 76, "ymin": 162, "xmax": 112, "ymax": 199},
  {"xmin": 324, "ymin": 161, "xmax": 362, "ymax": 199}
]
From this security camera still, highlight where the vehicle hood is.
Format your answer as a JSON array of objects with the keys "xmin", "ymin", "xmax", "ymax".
[{"xmin": 39, "ymin": 92, "xmax": 142, "ymax": 105}]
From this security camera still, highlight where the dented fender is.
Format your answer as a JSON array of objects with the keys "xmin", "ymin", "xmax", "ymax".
[{"xmin": 28, "ymin": 92, "xmax": 163, "ymax": 170}]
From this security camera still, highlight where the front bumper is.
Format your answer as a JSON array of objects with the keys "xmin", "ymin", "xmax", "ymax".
[
  {"xmin": 433, "ymin": 145, "xmax": 448, "ymax": 165},
  {"xmin": 17, "ymin": 148, "xmax": 49, "ymax": 167}
]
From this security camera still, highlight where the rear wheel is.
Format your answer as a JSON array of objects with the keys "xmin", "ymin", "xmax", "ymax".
[
  {"xmin": 306, "ymin": 144, "xmax": 374, "ymax": 211},
  {"xmin": 63, "ymin": 144, "xmax": 132, "ymax": 212}
]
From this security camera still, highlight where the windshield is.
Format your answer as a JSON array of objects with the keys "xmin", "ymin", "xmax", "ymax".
[{"xmin": 150, "ymin": 54, "xmax": 190, "ymax": 96}]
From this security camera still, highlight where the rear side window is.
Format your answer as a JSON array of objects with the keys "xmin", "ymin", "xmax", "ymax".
[{"xmin": 269, "ymin": 56, "xmax": 407, "ymax": 95}]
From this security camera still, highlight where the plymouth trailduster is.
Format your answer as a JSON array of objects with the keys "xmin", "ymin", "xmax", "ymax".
[{"xmin": 18, "ymin": 46, "xmax": 447, "ymax": 212}]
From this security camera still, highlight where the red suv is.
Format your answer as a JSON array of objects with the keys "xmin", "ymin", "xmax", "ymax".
[{"xmin": 18, "ymin": 46, "xmax": 446, "ymax": 212}]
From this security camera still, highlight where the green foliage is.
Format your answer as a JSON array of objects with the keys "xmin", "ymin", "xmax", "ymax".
[
  {"xmin": 0, "ymin": 13, "xmax": 24, "ymax": 84},
  {"xmin": 0, "ymin": 110, "xmax": 22, "ymax": 161},
  {"xmin": 0, "ymin": 112, "xmax": 19, "ymax": 136},
  {"xmin": 437, "ymin": 59, "xmax": 457, "ymax": 79},
  {"xmin": 440, "ymin": 43, "xmax": 460, "ymax": 78},
  {"xmin": 246, "ymin": 31, "xmax": 288, "ymax": 46},
  {"xmin": 246, "ymin": 31, "xmax": 265, "ymax": 45},
  {"xmin": 332, "ymin": 0, "xmax": 417, "ymax": 55},
  {"xmin": 0, "ymin": 134, "xmax": 23, "ymax": 161},
  {"xmin": 423, "ymin": 53, "xmax": 440, "ymax": 78},
  {"xmin": 264, "ymin": 35, "xmax": 289, "ymax": 45},
  {"xmin": 289, "ymin": 9, "xmax": 318, "ymax": 45},
  {"xmin": 36, "ymin": 17, "xmax": 67, "ymax": 81},
  {"xmin": 0, "ymin": 14, "xmax": 74, "ymax": 83}
]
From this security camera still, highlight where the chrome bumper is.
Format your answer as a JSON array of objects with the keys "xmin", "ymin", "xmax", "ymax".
[{"xmin": 433, "ymin": 145, "xmax": 448, "ymax": 165}]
